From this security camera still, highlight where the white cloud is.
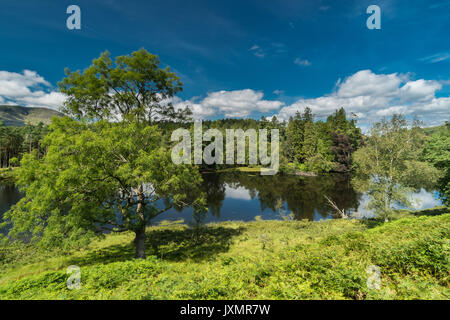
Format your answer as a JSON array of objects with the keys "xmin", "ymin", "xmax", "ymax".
[
  {"xmin": 19, "ymin": 91, "xmax": 67, "ymax": 109},
  {"xmin": 172, "ymin": 69, "xmax": 449, "ymax": 126},
  {"xmin": 375, "ymin": 106, "xmax": 410, "ymax": 117},
  {"xmin": 399, "ymin": 79, "xmax": 442, "ymax": 102},
  {"xmin": 407, "ymin": 189, "xmax": 442, "ymax": 210},
  {"xmin": 225, "ymin": 185, "xmax": 253, "ymax": 200},
  {"xmin": 336, "ymin": 70, "xmax": 404, "ymax": 98},
  {"xmin": 294, "ymin": 58, "xmax": 311, "ymax": 67},
  {"xmin": 170, "ymin": 96, "xmax": 217, "ymax": 119},
  {"xmin": 274, "ymin": 69, "xmax": 450, "ymax": 127},
  {"xmin": 4, "ymin": 68, "xmax": 446, "ymax": 128},
  {"xmin": 0, "ymin": 70, "xmax": 66, "ymax": 110},
  {"xmin": 173, "ymin": 89, "xmax": 284, "ymax": 118},
  {"xmin": 355, "ymin": 189, "xmax": 441, "ymax": 218}
]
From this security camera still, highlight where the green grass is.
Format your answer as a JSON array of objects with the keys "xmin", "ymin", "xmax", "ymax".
[{"xmin": 0, "ymin": 208, "xmax": 449, "ymax": 300}]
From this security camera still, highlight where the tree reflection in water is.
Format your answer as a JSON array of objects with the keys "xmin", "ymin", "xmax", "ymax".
[{"xmin": 201, "ymin": 171, "xmax": 361, "ymax": 221}]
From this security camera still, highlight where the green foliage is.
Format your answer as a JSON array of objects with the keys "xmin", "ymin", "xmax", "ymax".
[
  {"xmin": 352, "ymin": 115, "xmax": 441, "ymax": 220},
  {"xmin": 0, "ymin": 210, "xmax": 448, "ymax": 300},
  {"xmin": 284, "ymin": 107, "xmax": 362, "ymax": 173},
  {"xmin": 4, "ymin": 117, "xmax": 206, "ymax": 256},
  {"xmin": 1, "ymin": 49, "xmax": 208, "ymax": 259},
  {"xmin": 0, "ymin": 168, "xmax": 16, "ymax": 182},
  {"xmin": 58, "ymin": 48, "xmax": 190, "ymax": 123},
  {"xmin": 0, "ymin": 121, "xmax": 48, "ymax": 168},
  {"xmin": 422, "ymin": 127, "xmax": 450, "ymax": 205}
]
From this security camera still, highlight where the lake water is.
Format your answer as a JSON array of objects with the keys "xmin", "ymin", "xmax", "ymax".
[{"xmin": 0, "ymin": 172, "xmax": 442, "ymax": 227}]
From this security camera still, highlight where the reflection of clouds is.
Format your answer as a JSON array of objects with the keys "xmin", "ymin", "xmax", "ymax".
[
  {"xmin": 404, "ymin": 189, "xmax": 442, "ymax": 210},
  {"xmin": 354, "ymin": 194, "xmax": 375, "ymax": 218},
  {"xmin": 355, "ymin": 189, "xmax": 442, "ymax": 218},
  {"xmin": 224, "ymin": 184, "xmax": 254, "ymax": 200}
]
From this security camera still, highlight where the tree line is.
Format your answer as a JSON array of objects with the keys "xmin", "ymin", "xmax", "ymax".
[
  {"xmin": 283, "ymin": 107, "xmax": 362, "ymax": 173},
  {"xmin": 0, "ymin": 122, "xmax": 48, "ymax": 168},
  {"xmin": 156, "ymin": 107, "xmax": 363, "ymax": 174},
  {"xmin": 0, "ymin": 107, "xmax": 364, "ymax": 176}
]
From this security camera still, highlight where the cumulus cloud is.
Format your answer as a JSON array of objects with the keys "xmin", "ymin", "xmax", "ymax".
[
  {"xmin": 173, "ymin": 89, "xmax": 284, "ymax": 118},
  {"xmin": 336, "ymin": 70, "xmax": 405, "ymax": 98},
  {"xmin": 171, "ymin": 69, "xmax": 449, "ymax": 126},
  {"xmin": 375, "ymin": 106, "xmax": 410, "ymax": 117},
  {"xmin": 4, "ymin": 68, "xmax": 446, "ymax": 128},
  {"xmin": 399, "ymin": 79, "xmax": 441, "ymax": 102},
  {"xmin": 0, "ymin": 70, "xmax": 66, "ymax": 110},
  {"xmin": 274, "ymin": 69, "xmax": 450, "ymax": 127}
]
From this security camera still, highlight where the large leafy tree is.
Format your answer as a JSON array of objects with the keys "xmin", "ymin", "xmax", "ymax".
[
  {"xmin": 352, "ymin": 115, "xmax": 441, "ymax": 220},
  {"xmin": 4, "ymin": 49, "xmax": 205, "ymax": 259},
  {"xmin": 5, "ymin": 118, "xmax": 205, "ymax": 258},
  {"xmin": 58, "ymin": 48, "xmax": 191, "ymax": 123}
]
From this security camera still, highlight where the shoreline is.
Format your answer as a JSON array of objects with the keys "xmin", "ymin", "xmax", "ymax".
[{"xmin": 1, "ymin": 205, "xmax": 448, "ymax": 300}]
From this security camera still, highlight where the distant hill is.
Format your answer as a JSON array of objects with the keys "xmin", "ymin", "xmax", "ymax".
[
  {"xmin": 422, "ymin": 122, "xmax": 449, "ymax": 136},
  {"xmin": 0, "ymin": 105, "xmax": 63, "ymax": 126}
]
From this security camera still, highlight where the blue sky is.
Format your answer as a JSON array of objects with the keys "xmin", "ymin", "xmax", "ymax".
[{"xmin": 0, "ymin": 0, "xmax": 449, "ymax": 128}]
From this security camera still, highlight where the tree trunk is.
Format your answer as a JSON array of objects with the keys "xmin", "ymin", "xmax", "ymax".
[
  {"xmin": 134, "ymin": 226, "xmax": 146, "ymax": 259},
  {"xmin": 133, "ymin": 184, "xmax": 146, "ymax": 259}
]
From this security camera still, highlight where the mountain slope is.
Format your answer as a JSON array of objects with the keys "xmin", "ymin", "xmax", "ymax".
[{"xmin": 0, "ymin": 105, "xmax": 63, "ymax": 127}]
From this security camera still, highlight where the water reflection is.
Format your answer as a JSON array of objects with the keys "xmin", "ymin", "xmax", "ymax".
[
  {"xmin": 0, "ymin": 172, "xmax": 442, "ymax": 227},
  {"xmin": 161, "ymin": 172, "xmax": 442, "ymax": 223},
  {"xmin": 199, "ymin": 172, "xmax": 361, "ymax": 221},
  {"xmin": 0, "ymin": 183, "xmax": 23, "ymax": 233}
]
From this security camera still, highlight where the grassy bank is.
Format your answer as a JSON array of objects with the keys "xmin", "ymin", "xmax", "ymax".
[{"xmin": 0, "ymin": 207, "xmax": 449, "ymax": 300}]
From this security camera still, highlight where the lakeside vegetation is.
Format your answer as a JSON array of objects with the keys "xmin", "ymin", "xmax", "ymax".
[
  {"xmin": 0, "ymin": 168, "xmax": 16, "ymax": 182},
  {"xmin": 0, "ymin": 207, "xmax": 448, "ymax": 299},
  {"xmin": 0, "ymin": 121, "xmax": 48, "ymax": 168},
  {"xmin": 0, "ymin": 49, "xmax": 448, "ymax": 300}
]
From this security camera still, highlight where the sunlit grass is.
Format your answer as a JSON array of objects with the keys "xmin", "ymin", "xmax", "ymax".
[{"xmin": 0, "ymin": 207, "xmax": 448, "ymax": 299}]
